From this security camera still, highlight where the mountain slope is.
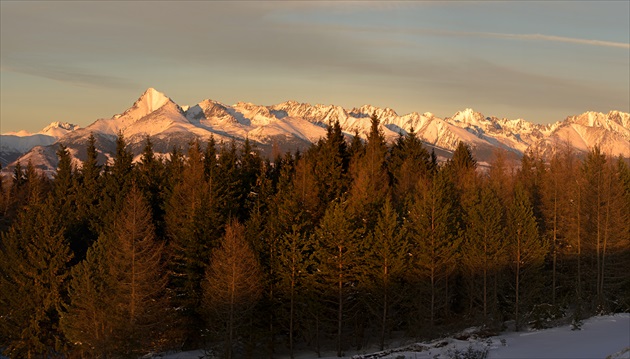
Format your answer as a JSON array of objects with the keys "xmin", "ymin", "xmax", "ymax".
[
  {"xmin": 1, "ymin": 122, "xmax": 80, "ymax": 167},
  {"xmin": 2, "ymin": 88, "xmax": 629, "ymax": 172}
]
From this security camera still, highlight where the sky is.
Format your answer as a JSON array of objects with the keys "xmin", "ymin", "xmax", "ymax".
[{"xmin": 1, "ymin": 1, "xmax": 629, "ymax": 133}]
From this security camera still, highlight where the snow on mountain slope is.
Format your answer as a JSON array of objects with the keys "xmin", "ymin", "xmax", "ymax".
[
  {"xmin": 40, "ymin": 122, "xmax": 81, "ymax": 137},
  {"xmin": 1, "ymin": 122, "xmax": 79, "ymax": 167},
  {"xmin": 3, "ymin": 88, "xmax": 629, "ymax": 172},
  {"xmin": 247, "ymin": 116, "xmax": 328, "ymax": 144},
  {"xmin": 536, "ymin": 111, "xmax": 630, "ymax": 158}
]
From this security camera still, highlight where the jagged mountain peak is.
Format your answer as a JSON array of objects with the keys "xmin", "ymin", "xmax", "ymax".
[
  {"xmin": 40, "ymin": 122, "xmax": 80, "ymax": 137},
  {"xmin": 450, "ymin": 108, "xmax": 487, "ymax": 124},
  {"xmin": 3, "ymin": 88, "xmax": 629, "ymax": 171},
  {"xmin": 41, "ymin": 121, "xmax": 79, "ymax": 133},
  {"xmin": 115, "ymin": 88, "xmax": 173, "ymax": 120},
  {"xmin": 351, "ymin": 104, "xmax": 398, "ymax": 119}
]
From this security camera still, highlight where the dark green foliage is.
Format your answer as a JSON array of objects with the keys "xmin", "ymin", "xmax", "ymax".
[
  {"xmin": 312, "ymin": 200, "xmax": 362, "ymax": 357},
  {"xmin": 0, "ymin": 198, "xmax": 73, "ymax": 358}
]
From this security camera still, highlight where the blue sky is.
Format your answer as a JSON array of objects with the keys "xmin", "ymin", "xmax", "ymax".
[{"xmin": 1, "ymin": 1, "xmax": 629, "ymax": 133}]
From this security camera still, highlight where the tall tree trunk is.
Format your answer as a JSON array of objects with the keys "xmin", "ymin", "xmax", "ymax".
[
  {"xmin": 337, "ymin": 245, "xmax": 343, "ymax": 358},
  {"xmin": 380, "ymin": 263, "xmax": 388, "ymax": 351},
  {"xmin": 515, "ymin": 229, "xmax": 521, "ymax": 332}
]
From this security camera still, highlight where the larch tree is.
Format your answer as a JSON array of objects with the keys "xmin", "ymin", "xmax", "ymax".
[
  {"xmin": 507, "ymin": 184, "xmax": 547, "ymax": 331},
  {"xmin": 461, "ymin": 185, "xmax": 506, "ymax": 323},
  {"xmin": 166, "ymin": 140, "xmax": 221, "ymax": 337},
  {"xmin": 348, "ymin": 113, "xmax": 390, "ymax": 232},
  {"xmin": 362, "ymin": 197, "xmax": 409, "ymax": 350},
  {"xmin": 62, "ymin": 185, "xmax": 171, "ymax": 357},
  {"xmin": 406, "ymin": 169, "xmax": 462, "ymax": 328},
  {"xmin": 202, "ymin": 220, "xmax": 263, "ymax": 359}
]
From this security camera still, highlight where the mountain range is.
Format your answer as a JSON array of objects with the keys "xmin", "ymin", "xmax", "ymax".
[{"xmin": 1, "ymin": 88, "xmax": 629, "ymax": 172}]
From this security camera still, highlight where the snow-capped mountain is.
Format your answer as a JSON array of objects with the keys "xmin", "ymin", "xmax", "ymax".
[
  {"xmin": 2, "ymin": 88, "xmax": 629, "ymax": 172},
  {"xmin": 1, "ymin": 122, "xmax": 80, "ymax": 167}
]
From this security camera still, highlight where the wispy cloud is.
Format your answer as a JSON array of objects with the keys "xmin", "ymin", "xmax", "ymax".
[
  {"xmin": 2, "ymin": 60, "xmax": 136, "ymax": 89},
  {"xmin": 471, "ymin": 31, "xmax": 630, "ymax": 49},
  {"xmin": 353, "ymin": 26, "xmax": 630, "ymax": 50}
]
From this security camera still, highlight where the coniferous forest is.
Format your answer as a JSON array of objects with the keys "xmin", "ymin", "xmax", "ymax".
[{"xmin": 1, "ymin": 115, "xmax": 629, "ymax": 358}]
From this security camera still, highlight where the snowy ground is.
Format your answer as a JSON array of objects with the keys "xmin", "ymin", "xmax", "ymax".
[{"xmin": 160, "ymin": 313, "xmax": 630, "ymax": 359}]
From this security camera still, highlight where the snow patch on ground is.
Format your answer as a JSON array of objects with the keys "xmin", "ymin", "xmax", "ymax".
[{"xmin": 158, "ymin": 314, "xmax": 630, "ymax": 359}]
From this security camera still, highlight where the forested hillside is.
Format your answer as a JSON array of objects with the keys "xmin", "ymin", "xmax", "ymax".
[{"xmin": 1, "ymin": 115, "xmax": 629, "ymax": 359}]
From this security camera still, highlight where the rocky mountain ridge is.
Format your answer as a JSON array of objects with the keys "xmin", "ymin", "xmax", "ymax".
[{"xmin": 2, "ymin": 88, "xmax": 629, "ymax": 171}]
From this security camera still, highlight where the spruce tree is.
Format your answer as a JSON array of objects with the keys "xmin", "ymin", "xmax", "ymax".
[
  {"xmin": 73, "ymin": 133, "xmax": 102, "ymax": 259},
  {"xmin": 0, "ymin": 198, "xmax": 72, "ymax": 358},
  {"xmin": 137, "ymin": 136, "xmax": 167, "ymax": 238},
  {"xmin": 312, "ymin": 200, "xmax": 361, "ymax": 357},
  {"xmin": 389, "ymin": 126, "xmax": 432, "ymax": 210}
]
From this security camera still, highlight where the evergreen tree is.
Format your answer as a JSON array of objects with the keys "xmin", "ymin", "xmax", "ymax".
[
  {"xmin": 73, "ymin": 133, "xmax": 102, "ymax": 259},
  {"xmin": 216, "ymin": 140, "xmax": 243, "ymax": 220},
  {"xmin": 99, "ymin": 132, "xmax": 134, "ymax": 232},
  {"xmin": 0, "ymin": 198, "xmax": 73, "ymax": 358},
  {"xmin": 137, "ymin": 136, "xmax": 167, "ymax": 238},
  {"xmin": 389, "ymin": 126, "xmax": 432, "ymax": 210},
  {"xmin": 310, "ymin": 121, "xmax": 350, "ymax": 219},
  {"xmin": 312, "ymin": 200, "xmax": 361, "ymax": 357},
  {"xmin": 275, "ymin": 224, "xmax": 311, "ymax": 359}
]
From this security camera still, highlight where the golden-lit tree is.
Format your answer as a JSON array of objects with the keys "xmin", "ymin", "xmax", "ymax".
[{"xmin": 202, "ymin": 220, "xmax": 263, "ymax": 359}]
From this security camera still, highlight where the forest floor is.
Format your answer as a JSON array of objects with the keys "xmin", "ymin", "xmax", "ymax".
[{"xmin": 158, "ymin": 313, "xmax": 629, "ymax": 359}]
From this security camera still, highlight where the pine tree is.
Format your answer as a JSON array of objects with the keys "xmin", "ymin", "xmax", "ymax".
[
  {"xmin": 0, "ymin": 198, "xmax": 73, "ymax": 358},
  {"xmin": 202, "ymin": 220, "xmax": 263, "ymax": 359}
]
